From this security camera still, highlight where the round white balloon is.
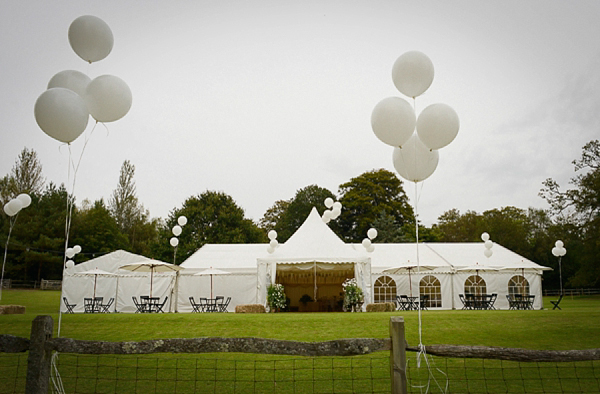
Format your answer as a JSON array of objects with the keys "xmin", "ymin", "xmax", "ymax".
[
  {"xmin": 362, "ymin": 238, "xmax": 372, "ymax": 249},
  {"xmin": 65, "ymin": 260, "xmax": 75, "ymax": 269},
  {"xmin": 333, "ymin": 201, "xmax": 342, "ymax": 210},
  {"xmin": 172, "ymin": 225, "xmax": 182, "ymax": 236},
  {"xmin": 267, "ymin": 246, "xmax": 275, "ymax": 254},
  {"xmin": 34, "ymin": 88, "xmax": 90, "ymax": 143},
  {"xmin": 322, "ymin": 216, "xmax": 331, "ymax": 224},
  {"xmin": 392, "ymin": 51, "xmax": 435, "ymax": 98},
  {"xmin": 66, "ymin": 248, "xmax": 75, "ymax": 258},
  {"xmin": 555, "ymin": 240, "xmax": 564, "ymax": 248},
  {"xmin": 85, "ymin": 75, "xmax": 132, "ymax": 123},
  {"xmin": 270, "ymin": 239, "xmax": 278, "ymax": 248},
  {"xmin": 367, "ymin": 228, "xmax": 378, "ymax": 240},
  {"xmin": 481, "ymin": 232, "xmax": 490, "ymax": 242},
  {"xmin": 558, "ymin": 247, "xmax": 566, "ymax": 257},
  {"xmin": 170, "ymin": 237, "xmax": 179, "ymax": 247},
  {"xmin": 551, "ymin": 247, "xmax": 559, "ymax": 257},
  {"xmin": 3, "ymin": 200, "xmax": 20, "ymax": 217},
  {"xmin": 331, "ymin": 207, "xmax": 341, "ymax": 219},
  {"xmin": 416, "ymin": 103, "xmax": 460, "ymax": 150},
  {"xmin": 268, "ymin": 230, "xmax": 277, "ymax": 240},
  {"xmin": 3, "ymin": 202, "xmax": 14, "ymax": 217},
  {"xmin": 73, "ymin": 245, "xmax": 82, "ymax": 254},
  {"xmin": 371, "ymin": 97, "xmax": 416, "ymax": 147},
  {"xmin": 392, "ymin": 134, "xmax": 439, "ymax": 182},
  {"xmin": 16, "ymin": 193, "xmax": 31, "ymax": 208},
  {"xmin": 322, "ymin": 210, "xmax": 333, "ymax": 220},
  {"xmin": 48, "ymin": 70, "xmax": 91, "ymax": 98},
  {"xmin": 485, "ymin": 240, "xmax": 494, "ymax": 249},
  {"xmin": 367, "ymin": 245, "xmax": 375, "ymax": 253},
  {"xmin": 324, "ymin": 197, "xmax": 334, "ymax": 208},
  {"xmin": 68, "ymin": 15, "xmax": 114, "ymax": 63},
  {"xmin": 177, "ymin": 216, "xmax": 187, "ymax": 226},
  {"xmin": 484, "ymin": 249, "xmax": 493, "ymax": 258}
]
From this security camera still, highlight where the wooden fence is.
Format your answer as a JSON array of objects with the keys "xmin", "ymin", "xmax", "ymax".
[{"xmin": 1, "ymin": 315, "xmax": 600, "ymax": 393}]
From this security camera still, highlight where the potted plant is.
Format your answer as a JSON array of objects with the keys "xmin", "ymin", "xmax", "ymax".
[
  {"xmin": 299, "ymin": 294, "xmax": 313, "ymax": 306},
  {"xmin": 342, "ymin": 278, "xmax": 364, "ymax": 312},
  {"xmin": 267, "ymin": 283, "xmax": 286, "ymax": 312}
]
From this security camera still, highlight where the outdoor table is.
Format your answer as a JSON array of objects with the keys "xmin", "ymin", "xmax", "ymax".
[
  {"xmin": 84, "ymin": 297, "xmax": 103, "ymax": 313},
  {"xmin": 140, "ymin": 296, "xmax": 160, "ymax": 313}
]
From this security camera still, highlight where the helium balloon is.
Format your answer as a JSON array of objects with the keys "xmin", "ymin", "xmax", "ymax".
[
  {"xmin": 177, "ymin": 216, "xmax": 187, "ymax": 226},
  {"xmin": 48, "ymin": 70, "xmax": 91, "ymax": 98},
  {"xmin": 322, "ymin": 216, "xmax": 331, "ymax": 224},
  {"xmin": 65, "ymin": 260, "xmax": 75, "ymax": 269},
  {"xmin": 558, "ymin": 247, "xmax": 566, "ymax": 257},
  {"xmin": 392, "ymin": 134, "xmax": 439, "ymax": 182},
  {"xmin": 416, "ymin": 103, "xmax": 460, "ymax": 150},
  {"xmin": 66, "ymin": 248, "xmax": 75, "ymax": 258},
  {"xmin": 16, "ymin": 193, "xmax": 31, "ymax": 208},
  {"xmin": 331, "ymin": 207, "xmax": 341, "ymax": 219},
  {"xmin": 367, "ymin": 245, "xmax": 375, "ymax": 253},
  {"xmin": 73, "ymin": 245, "xmax": 82, "ymax": 254},
  {"xmin": 362, "ymin": 238, "xmax": 372, "ymax": 249},
  {"xmin": 35, "ymin": 88, "xmax": 90, "ymax": 143},
  {"xmin": 555, "ymin": 240, "xmax": 564, "ymax": 248},
  {"xmin": 268, "ymin": 230, "xmax": 277, "ymax": 240},
  {"xmin": 333, "ymin": 201, "xmax": 342, "ymax": 210},
  {"xmin": 170, "ymin": 237, "xmax": 179, "ymax": 247},
  {"xmin": 367, "ymin": 228, "xmax": 378, "ymax": 240},
  {"xmin": 270, "ymin": 239, "xmax": 278, "ymax": 248},
  {"xmin": 551, "ymin": 247, "xmax": 559, "ymax": 257},
  {"xmin": 371, "ymin": 97, "xmax": 416, "ymax": 147},
  {"xmin": 267, "ymin": 245, "xmax": 275, "ymax": 254},
  {"xmin": 324, "ymin": 197, "xmax": 334, "ymax": 208},
  {"xmin": 481, "ymin": 232, "xmax": 490, "ymax": 242},
  {"xmin": 322, "ymin": 210, "xmax": 332, "ymax": 220},
  {"xmin": 68, "ymin": 15, "xmax": 114, "ymax": 63},
  {"xmin": 84, "ymin": 75, "xmax": 132, "ymax": 123},
  {"xmin": 392, "ymin": 51, "xmax": 434, "ymax": 98},
  {"xmin": 3, "ymin": 202, "xmax": 13, "ymax": 217},
  {"xmin": 485, "ymin": 240, "xmax": 493, "ymax": 249},
  {"xmin": 6, "ymin": 199, "xmax": 23, "ymax": 216},
  {"xmin": 484, "ymin": 249, "xmax": 493, "ymax": 258},
  {"xmin": 172, "ymin": 225, "xmax": 182, "ymax": 236}
]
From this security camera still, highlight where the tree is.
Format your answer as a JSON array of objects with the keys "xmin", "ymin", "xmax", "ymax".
[
  {"xmin": 540, "ymin": 140, "xmax": 600, "ymax": 287},
  {"xmin": 336, "ymin": 169, "xmax": 414, "ymax": 242},
  {"xmin": 272, "ymin": 185, "xmax": 336, "ymax": 242},
  {"xmin": 0, "ymin": 147, "xmax": 45, "ymax": 205},
  {"xmin": 434, "ymin": 209, "xmax": 484, "ymax": 242},
  {"xmin": 152, "ymin": 191, "xmax": 266, "ymax": 263},
  {"xmin": 259, "ymin": 200, "xmax": 290, "ymax": 233}
]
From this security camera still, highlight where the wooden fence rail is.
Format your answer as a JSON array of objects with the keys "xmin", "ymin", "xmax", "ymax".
[{"xmin": 1, "ymin": 315, "xmax": 600, "ymax": 394}]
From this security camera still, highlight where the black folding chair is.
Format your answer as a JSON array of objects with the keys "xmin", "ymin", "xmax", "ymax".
[
  {"xmin": 84, "ymin": 298, "xmax": 94, "ymax": 313},
  {"xmin": 132, "ymin": 296, "xmax": 145, "ymax": 313},
  {"xmin": 189, "ymin": 297, "xmax": 202, "ymax": 312},
  {"xmin": 155, "ymin": 296, "xmax": 168, "ymax": 313},
  {"xmin": 101, "ymin": 298, "xmax": 114, "ymax": 313},
  {"xmin": 218, "ymin": 297, "xmax": 231, "ymax": 312},
  {"xmin": 459, "ymin": 294, "xmax": 472, "ymax": 310},
  {"xmin": 63, "ymin": 297, "xmax": 76, "ymax": 313},
  {"xmin": 396, "ymin": 295, "xmax": 411, "ymax": 311},
  {"xmin": 551, "ymin": 294, "xmax": 564, "ymax": 310}
]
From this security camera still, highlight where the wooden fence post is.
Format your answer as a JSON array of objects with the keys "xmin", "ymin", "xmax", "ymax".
[
  {"xmin": 26, "ymin": 315, "xmax": 53, "ymax": 394},
  {"xmin": 390, "ymin": 316, "xmax": 407, "ymax": 394}
]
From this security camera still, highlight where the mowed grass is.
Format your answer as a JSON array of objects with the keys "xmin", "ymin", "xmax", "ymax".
[{"xmin": 1, "ymin": 290, "xmax": 600, "ymax": 393}]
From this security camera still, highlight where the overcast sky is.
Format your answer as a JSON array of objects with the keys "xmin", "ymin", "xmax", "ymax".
[{"xmin": 1, "ymin": 1, "xmax": 599, "ymax": 227}]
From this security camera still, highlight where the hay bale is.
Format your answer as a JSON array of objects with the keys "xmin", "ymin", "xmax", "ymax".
[
  {"xmin": 366, "ymin": 302, "xmax": 396, "ymax": 312},
  {"xmin": 235, "ymin": 304, "xmax": 266, "ymax": 313},
  {"xmin": 0, "ymin": 305, "xmax": 26, "ymax": 315}
]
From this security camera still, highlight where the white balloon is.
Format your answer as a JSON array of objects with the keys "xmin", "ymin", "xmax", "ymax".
[
  {"xmin": 485, "ymin": 240, "xmax": 493, "ymax": 249},
  {"xmin": 481, "ymin": 232, "xmax": 490, "ymax": 242},
  {"xmin": 333, "ymin": 201, "xmax": 342, "ymax": 210},
  {"xmin": 322, "ymin": 216, "xmax": 331, "ymax": 224},
  {"xmin": 331, "ymin": 207, "xmax": 341, "ymax": 219},
  {"xmin": 392, "ymin": 51, "xmax": 435, "ymax": 98},
  {"xmin": 177, "ymin": 216, "xmax": 188, "ymax": 226},
  {"xmin": 85, "ymin": 75, "xmax": 132, "ymax": 123},
  {"xmin": 68, "ymin": 15, "xmax": 114, "ymax": 63},
  {"xmin": 170, "ymin": 237, "xmax": 179, "ymax": 247},
  {"xmin": 4, "ymin": 199, "xmax": 21, "ymax": 217},
  {"xmin": 35, "ymin": 88, "xmax": 90, "ymax": 143},
  {"xmin": 73, "ymin": 245, "xmax": 82, "ymax": 254},
  {"xmin": 392, "ymin": 133, "xmax": 439, "ymax": 182},
  {"xmin": 66, "ymin": 248, "xmax": 75, "ymax": 258},
  {"xmin": 367, "ymin": 245, "xmax": 375, "ymax": 253},
  {"xmin": 551, "ymin": 247, "xmax": 560, "ymax": 257},
  {"xmin": 371, "ymin": 97, "xmax": 416, "ymax": 147},
  {"xmin": 324, "ymin": 197, "xmax": 334, "ymax": 208},
  {"xmin": 558, "ymin": 247, "xmax": 566, "ymax": 257},
  {"xmin": 16, "ymin": 193, "xmax": 31, "ymax": 208},
  {"xmin": 65, "ymin": 260, "xmax": 75, "ymax": 269},
  {"xmin": 172, "ymin": 225, "xmax": 182, "ymax": 236},
  {"xmin": 48, "ymin": 70, "xmax": 91, "ymax": 98},
  {"xmin": 362, "ymin": 238, "xmax": 372, "ymax": 249},
  {"xmin": 484, "ymin": 249, "xmax": 493, "ymax": 258},
  {"xmin": 267, "ymin": 245, "xmax": 275, "ymax": 254},
  {"xmin": 270, "ymin": 239, "xmax": 279, "ymax": 248},
  {"xmin": 367, "ymin": 228, "xmax": 378, "ymax": 240},
  {"xmin": 3, "ymin": 202, "xmax": 15, "ymax": 217},
  {"xmin": 322, "ymin": 210, "xmax": 333, "ymax": 220},
  {"xmin": 416, "ymin": 103, "xmax": 460, "ymax": 150},
  {"xmin": 555, "ymin": 240, "xmax": 564, "ymax": 248},
  {"xmin": 268, "ymin": 230, "xmax": 277, "ymax": 240}
]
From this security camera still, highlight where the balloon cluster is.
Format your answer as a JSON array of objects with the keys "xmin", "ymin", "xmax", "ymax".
[
  {"xmin": 322, "ymin": 198, "xmax": 342, "ymax": 224},
  {"xmin": 3, "ymin": 194, "xmax": 31, "ymax": 217},
  {"xmin": 481, "ymin": 232, "xmax": 493, "ymax": 258},
  {"xmin": 361, "ymin": 228, "xmax": 378, "ymax": 253},
  {"xmin": 371, "ymin": 51, "xmax": 460, "ymax": 183},
  {"xmin": 267, "ymin": 230, "xmax": 278, "ymax": 254},
  {"xmin": 551, "ymin": 240, "xmax": 566, "ymax": 257},
  {"xmin": 65, "ymin": 245, "xmax": 82, "ymax": 268},
  {"xmin": 34, "ymin": 15, "xmax": 132, "ymax": 144},
  {"xmin": 170, "ymin": 216, "xmax": 188, "ymax": 247}
]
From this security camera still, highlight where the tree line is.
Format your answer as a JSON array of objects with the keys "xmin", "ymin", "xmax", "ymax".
[{"xmin": 1, "ymin": 141, "xmax": 598, "ymax": 288}]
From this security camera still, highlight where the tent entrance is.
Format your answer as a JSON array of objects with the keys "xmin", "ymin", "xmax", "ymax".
[{"xmin": 276, "ymin": 262, "xmax": 354, "ymax": 312}]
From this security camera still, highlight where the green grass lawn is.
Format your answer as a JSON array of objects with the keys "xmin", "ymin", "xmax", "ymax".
[{"xmin": 1, "ymin": 290, "xmax": 599, "ymax": 393}]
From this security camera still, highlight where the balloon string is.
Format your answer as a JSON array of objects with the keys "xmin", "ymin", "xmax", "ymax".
[{"xmin": 0, "ymin": 216, "xmax": 17, "ymax": 301}]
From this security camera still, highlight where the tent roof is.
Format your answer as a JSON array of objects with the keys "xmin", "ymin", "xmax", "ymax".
[
  {"xmin": 257, "ymin": 207, "xmax": 369, "ymax": 264},
  {"xmin": 181, "ymin": 244, "xmax": 267, "ymax": 271},
  {"xmin": 66, "ymin": 250, "xmax": 161, "ymax": 274}
]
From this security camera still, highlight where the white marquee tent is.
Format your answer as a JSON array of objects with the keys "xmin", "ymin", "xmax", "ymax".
[{"xmin": 62, "ymin": 208, "xmax": 551, "ymax": 312}]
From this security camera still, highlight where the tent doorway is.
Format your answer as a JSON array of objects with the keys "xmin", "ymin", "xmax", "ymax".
[{"xmin": 276, "ymin": 262, "xmax": 354, "ymax": 312}]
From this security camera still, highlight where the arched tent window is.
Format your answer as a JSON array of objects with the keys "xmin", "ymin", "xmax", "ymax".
[
  {"xmin": 508, "ymin": 275, "xmax": 530, "ymax": 296},
  {"xmin": 374, "ymin": 275, "xmax": 397, "ymax": 304},
  {"xmin": 464, "ymin": 275, "xmax": 486, "ymax": 296},
  {"xmin": 419, "ymin": 275, "xmax": 442, "ymax": 308}
]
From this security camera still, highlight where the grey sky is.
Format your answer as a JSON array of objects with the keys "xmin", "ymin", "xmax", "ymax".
[{"xmin": 1, "ymin": 1, "xmax": 599, "ymax": 226}]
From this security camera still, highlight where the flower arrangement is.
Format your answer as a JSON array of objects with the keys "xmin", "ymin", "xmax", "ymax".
[
  {"xmin": 342, "ymin": 278, "xmax": 364, "ymax": 311},
  {"xmin": 267, "ymin": 283, "xmax": 286, "ymax": 312}
]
